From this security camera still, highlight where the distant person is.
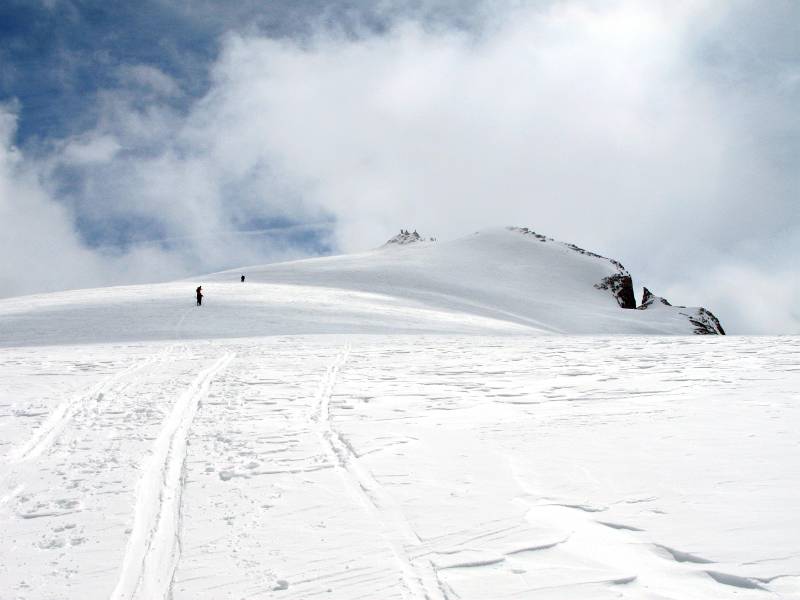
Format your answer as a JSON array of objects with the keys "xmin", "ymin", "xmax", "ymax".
[
  {"xmin": 196, "ymin": 286, "xmax": 203, "ymax": 306},
  {"xmin": 241, "ymin": 274, "xmax": 245, "ymax": 283}
]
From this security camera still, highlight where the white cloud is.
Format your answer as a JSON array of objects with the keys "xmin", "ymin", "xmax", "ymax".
[
  {"xmin": 61, "ymin": 133, "xmax": 121, "ymax": 164},
  {"xmin": 201, "ymin": 2, "xmax": 728, "ymax": 254},
  {"xmin": 665, "ymin": 262, "xmax": 800, "ymax": 335},
  {"xmin": 0, "ymin": 108, "xmax": 106, "ymax": 294},
  {"xmin": 0, "ymin": 107, "xmax": 312, "ymax": 298}
]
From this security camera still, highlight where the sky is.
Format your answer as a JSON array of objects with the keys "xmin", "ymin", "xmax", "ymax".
[{"xmin": 0, "ymin": 0, "xmax": 798, "ymax": 334}]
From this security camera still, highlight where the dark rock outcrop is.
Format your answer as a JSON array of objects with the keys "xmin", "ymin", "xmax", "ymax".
[
  {"xmin": 385, "ymin": 229, "xmax": 424, "ymax": 246},
  {"xmin": 639, "ymin": 287, "xmax": 672, "ymax": 308},
  {"xmin": 684, "ymin": 308, "xmax": 726, "ymax": 335},
  {"xmin": 595, "ymin": 274, "xmax": 636, "ymax": 309},
  {"xmin": 638, "ymin": 287, "xmax": 725, "ymax": 335},
  {"xmin": 561, "ymin": 244, "xmax": 636, "ymax": 309},
  {"xmin": 508, "ymin": 227, "xmax": 552, "ymax": 243}
]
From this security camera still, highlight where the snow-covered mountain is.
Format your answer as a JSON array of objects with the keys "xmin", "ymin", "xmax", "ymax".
[
  {"xmin": 1, "ymin": 228, "xmax": 797, "ymax": 600},
  {"xmin": 0, "ymin": 227, "xmax": 723, "ymax": 347}
]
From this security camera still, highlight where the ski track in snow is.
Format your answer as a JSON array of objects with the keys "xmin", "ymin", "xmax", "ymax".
[
  {"xmin": 0, "ymin": 483, "xmax": 25, "ymax": 509},
  {"xmin": 311, "ymin": 344, "xmax": 445, "ymax": 600},
  {"xmin": 110, "ymin": 352, "xmax": 234, "ymax": 600},
  {"xmin": 6, "ymin": 351, "xmax": 170, "ymax": 465},
  {"xmin": 0, "ymin": 336, "xmax": 798, "ymax": 599},
  {"xmin": 0, "ymin": 347, "xmax": 180, "ymax": 510}
]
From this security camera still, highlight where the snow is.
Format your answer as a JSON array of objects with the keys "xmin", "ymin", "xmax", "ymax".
[
  {"xmin": 0, "ymin": 228, "xmax": 797, "ymax": 599},
  {"xmin": 0, "ymin": 228, "xmax": 719, "ymax": 347}
]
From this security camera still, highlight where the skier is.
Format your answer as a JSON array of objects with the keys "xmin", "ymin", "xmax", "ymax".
[
  {"xmin": 196, "ymin": 286, "xmax": 203, "ymax": 306},
  {"xmin": 241, "ymin": 274, "xmax": 245, "ymax": 283}
]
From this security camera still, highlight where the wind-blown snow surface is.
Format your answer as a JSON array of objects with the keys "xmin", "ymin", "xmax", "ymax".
[{"xmin": 1, "ymin": 229, "xmax": 797, "ymax": 599}]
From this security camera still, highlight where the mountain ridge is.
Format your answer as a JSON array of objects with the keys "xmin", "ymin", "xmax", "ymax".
[{"xmin": 0, "ymin": 226, "xmax": 725, "ymax": 347}]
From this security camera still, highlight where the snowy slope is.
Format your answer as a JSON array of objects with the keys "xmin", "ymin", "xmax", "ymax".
[
  {"xmin": 0, "ymin": 227, "xmax": 721, "ymax": 347},
  {"xmin": 4, "ymin": 227, "xmax": 795, "ymax": 600},
  {"xmin": 1, "ymin": 336, "xmax": 798, "ymax": 600}
]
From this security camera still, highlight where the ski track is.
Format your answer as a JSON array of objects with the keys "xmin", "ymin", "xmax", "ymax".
[
  {"xmin": 0, "ymin": 483, "xmax": 25, "ymax": 510},
  {"xmin": 6, "ymin": 348, "xmax": 174, "ymax": 466},
  {"xmin": 312, "ymin": 343, "xmax": 445, "ymax": 600},
  {"xmin": 1, "ymin": 337, "xmax": 796, "ymax": 599},
  {"xmin": 110, "ymin": 352, "xmax": 234, "ymax": 600}
]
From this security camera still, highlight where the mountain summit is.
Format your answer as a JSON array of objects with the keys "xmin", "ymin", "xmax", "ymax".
[{"xmin": 383, "ymin": 229, "xmax": 430, "ymax": 245}]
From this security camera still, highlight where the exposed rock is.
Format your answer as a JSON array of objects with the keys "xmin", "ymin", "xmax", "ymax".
[
  {"xmin": 595, "ymin": 274, "xmax": 636, "ymax": 309},
  {"xmin": 639, "ymin": 287, "xmax": 672, "ymax": 308},
  {"xmin": 385, "ymin": 229, "xmax": 426, "ymax": 246},
  {"xmin": 683, "ymin": 308, "xmax": 726, "ymax": 335},
  {"xmin": 508, "ymin": 227, "xmax": 552, "ymax": 243},
  {"xmin": 638, "ymin": 287, "xmax": 725, "ymax": 335}
]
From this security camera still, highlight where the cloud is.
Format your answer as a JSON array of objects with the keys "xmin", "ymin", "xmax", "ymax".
[
  {"xmin": 2, "ymin": 0, "xmax": 798, "ymax": 333},
  {"xmin": 117, "ymin": 65, "xmax": 182, "ymax": 98},
  {"xmin": 61, "ymin": 133, "xmax": 121, "ymax": 164},
  {"xmin": 0, "ymin": 105, "xmax": 322, "ymax": 297},
  {"xmin": 0, "ymin": 107, "xmax": 106, "ymax": 293},
  {"xmin": 174, "ymin": 1, "xmax": 794, "ymax": 332},
  {"xmin": 665, "ymin": 262, "xmax": 800, "ymax": 337}
]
